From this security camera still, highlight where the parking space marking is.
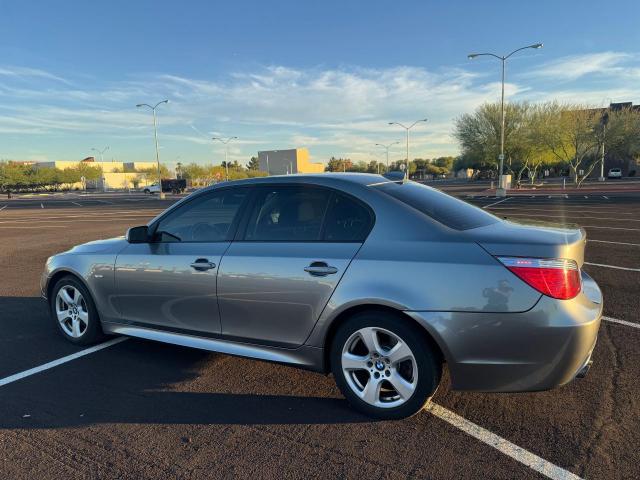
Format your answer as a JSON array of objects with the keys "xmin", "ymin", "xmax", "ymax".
[
  {"xmin": 584, "ymin": 262, "xmax": 640, "ymax": 272},
  {"xmin": 426, "ymin": 403, "xmax": 582, "ymax": 480},
  {"xmin": 0, "ymin": 337, "xmax": 128, "ymax": 388},
  {"xmin": 0, "ymin": 205, "xmax": 6, "ymax": 212},
  {"xmin": 603, "ymin": 316, "xmax": 640, "ymax": 329},
  {"xmin": 71, "ymin": 201, "xmax": 83, "ymax": 207},
  {"xmin": 40, "ymin": 203, "xmax": 44, "ymax": 209},
  {"xmin": 589, "ymin": 239, "xmax": 640, "ymax": 247},
  {"xmin": 483, "ymin": 197, "xmax": 511, "ymax": 209},
  {"xmin": 497, "ymin": 213, "xmax": 640, "ymax": 222},
  {"xmin": 582, "ymin": 225, "xmax": 640, "ymax": 231},
  {"xmin": 488, "ymin": 207, "xmax": 640, "ymax": 216}
]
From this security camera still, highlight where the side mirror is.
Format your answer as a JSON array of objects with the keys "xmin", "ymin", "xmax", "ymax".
[{"xmin": 126, "ymin": 225, "xmax": 150, "ymax": 243}]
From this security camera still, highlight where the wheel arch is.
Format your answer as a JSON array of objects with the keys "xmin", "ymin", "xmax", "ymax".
[
  {"xmin": 46, "ymin": 268, "xmax": 94, "ymax": 304},
  {"xmin": 321, "ymin": 304, "xmax": 447, "ymax": 373}
]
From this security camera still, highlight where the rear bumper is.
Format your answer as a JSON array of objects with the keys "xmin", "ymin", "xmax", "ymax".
[{"xmin": 406, "ymin": 271, "xmax": 602, "ymax": 392}]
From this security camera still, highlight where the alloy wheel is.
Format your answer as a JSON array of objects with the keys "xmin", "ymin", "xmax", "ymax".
[
  {"xmin": 55, "ymin": 285, "xmax": 89, "ymax": 338},
  {"xmin": 341, "ymin": 326, "xmax": 418, "ymax": 408}
]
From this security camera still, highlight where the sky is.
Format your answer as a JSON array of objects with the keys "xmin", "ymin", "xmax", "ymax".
[{"xmin": 1, "ymin": 0, "xmax": 639, "ymax": 169}]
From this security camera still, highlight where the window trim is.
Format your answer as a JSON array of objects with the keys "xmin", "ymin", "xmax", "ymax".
[
  {"xmin": 234, "ymin": 184, "xmax": 375, "ymax": 243},
  {"xmin": 147, "ymin": 185, "xmax": 253, "ymax": 243}
]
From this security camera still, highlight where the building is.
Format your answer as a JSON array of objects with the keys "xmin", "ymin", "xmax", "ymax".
[
  {"xmin": 37, "ymin": 157, "xmax": 159, "ymax": 190},
  {"xmin": 257, "ymin": 148, "xmax": 324, "ymax": 175}
]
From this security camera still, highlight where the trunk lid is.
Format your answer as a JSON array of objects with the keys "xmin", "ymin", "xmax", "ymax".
[{"xmin": 467, "ymin": 218, "xmax": 587, "ymax": 267}]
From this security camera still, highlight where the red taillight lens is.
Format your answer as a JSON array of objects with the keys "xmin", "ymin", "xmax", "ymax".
[{"xmin": 497, "ymin": 257, "xmax": 582, "ymax": 300}]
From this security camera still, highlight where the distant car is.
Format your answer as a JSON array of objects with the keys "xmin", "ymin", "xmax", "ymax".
[
  {"xmin": 41, "ymin": 174, "xmax": 602, "ymax": 419},
  {"xmin": 608, "ymin": 168, "xmax": 622, "ymax": 179},
  {"xmin": 142, "ymin": 183, "xmax": 161, "ymax": 194}
]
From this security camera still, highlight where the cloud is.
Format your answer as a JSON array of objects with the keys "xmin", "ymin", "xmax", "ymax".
[
  {"xmin": 530, "ymin": 52, "xmax": 634, "ymax": 81},
  {"xmin": 1, "ymin": 54, "xmax": 639, "ymax": 163}
]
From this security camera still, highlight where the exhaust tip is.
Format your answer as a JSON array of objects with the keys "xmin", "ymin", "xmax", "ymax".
[{"xmin": 576, "ymin": 360, "xmax": 593, "ymax": 379}]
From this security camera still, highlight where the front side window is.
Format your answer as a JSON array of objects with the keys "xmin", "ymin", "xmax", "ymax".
[
  {"xmin": 244, "ymin": 187, "xmax": 331, "ymax": 241},
  {"xmin": 154, "ymin": 188, "xmax": 247, "ymax": 242}
]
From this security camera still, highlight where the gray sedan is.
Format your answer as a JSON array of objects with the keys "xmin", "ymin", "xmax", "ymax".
[{"xmin": 41, "ymin": 174, "xmax": 602, "ymax": 419}]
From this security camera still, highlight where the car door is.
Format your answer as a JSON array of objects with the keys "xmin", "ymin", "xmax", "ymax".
[
  {"xmin": 114, "ymin": 187, "xmax": 249, "ymax": 334},
  {"xmin": 217, "ymin": 185, "xmax": 374, "ymax": 347}
]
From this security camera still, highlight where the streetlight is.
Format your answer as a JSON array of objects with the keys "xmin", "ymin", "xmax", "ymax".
[
  {"xmin": 212, "ymin": 136, "xmax": 238, "ymax": 181},
  {"xmin": 91, "ymin": 146, "xmax": 110, "ymax": 162},
  {"xmin": 388, "ymin": 119, "xmax": 428, "ymax": 180},
  {"xmin": 375, "ymin": 141, "xmax": 400, "ymax": 171},
  {"xmin": 136, "ymin": 100, "xmax": 169, "ymax": 199},
  {"xmin": 468, "ymin": 43, "xmax": 543, "ymax": 197}
]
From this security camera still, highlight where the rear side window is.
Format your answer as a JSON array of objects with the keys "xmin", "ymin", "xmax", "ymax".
[
  {"xmin": 323, "ymin": 193, "xmax": 373, "ymax": 242},
  {"xmin": 244, "ymin": 187, "xmax": 331, "ymax": 241},
  {"xmin": 374, "ymin": 181, "xmax": 498, "ymax": 230}
]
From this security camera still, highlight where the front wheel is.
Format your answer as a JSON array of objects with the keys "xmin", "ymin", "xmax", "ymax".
[
  {"xmin": 330, "ymin": 311, "xmax": 441, "ymax": 420},
  {"xmin": 50, "ymin": 276, "xmax": 104, "ymax": 345}
]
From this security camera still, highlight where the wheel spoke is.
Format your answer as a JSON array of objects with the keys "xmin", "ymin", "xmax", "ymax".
[
  {"xmin": 60, "ymin": 288, "xmax": 74, "ymax": 306},
  {"xmin": 56, "ymin": 308, "xmax": 70, "ymax": 322},
  {"xmin": 360, "ymin": 378, "xmax": 381, "ymax": 405},
  {"xmin": 359, "ymin": 327, "xmax": 382, "ymax": 355},
  {"xmin": 78, "ymin": 308, "xmax": 89, "ymax": 323},
  {"xmin": 342, "ymin": 352, "xmax": 369, "ymax": 371},
  {"xmin": 71, "ymin": 318, "xmax": 81, "ymax": 337},
  {"xmin": 387, "ymin": 340, "xmax": 413, "ymax": 365},
  {"xmin": 388, "ymin": 371, "xmax": 415, "ymax": 400}
]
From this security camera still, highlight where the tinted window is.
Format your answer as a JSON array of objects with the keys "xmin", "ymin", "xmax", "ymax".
[
  {"xmin": 374, "ymin": 181, "xmax": 498, "ymax": 230},
  {"xmin": 155, "ymin": 189, "xmax": 247, "ymax": 242},
  {"xmin": 244, "ymin": 187, "xmax": 331, "ymax": 241},
  {"xmin": 323, "ymin": 193, "xmax": 373, "ymax": 242}
]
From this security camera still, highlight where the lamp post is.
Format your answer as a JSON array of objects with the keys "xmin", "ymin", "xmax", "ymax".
[
  {"xmin": 91, "ymin": 146, "xmax": 109, "ymax": 163},
  {"xmin": 468, "ymin": 43, "xmax": 543, "ymax": 197},
  {"xmin": 136, "ymin": 100, "xmax": 169, "ymax": 199},
  {"xmin": 212, "ymin": 136, "xmax": 238, "ymax": 181},
  {"xmin": 388, "ymin": 119, "xmax": 428, "ymax": 180},
  {"xmin": 375, "ymin": 141, "xmax": 400, "ymax": 172}
]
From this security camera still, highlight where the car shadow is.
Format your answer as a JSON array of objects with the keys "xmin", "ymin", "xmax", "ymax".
[{"xmin": 1, "ymin": 296, "xmax": 374, "ymax": 428}]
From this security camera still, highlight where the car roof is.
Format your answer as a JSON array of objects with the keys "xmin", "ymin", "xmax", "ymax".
[{"xmin": 202, "ymin": 172, "xmax": 393, "ymax": 190}]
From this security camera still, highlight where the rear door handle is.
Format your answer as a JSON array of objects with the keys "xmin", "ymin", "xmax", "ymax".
[
  {"xmin": 304, "ymin": 262, "xmax": 338, "ymax": 277},
  {"xmin": 190, "ymin": 258, "xmax": 216, "ymax": 271}
]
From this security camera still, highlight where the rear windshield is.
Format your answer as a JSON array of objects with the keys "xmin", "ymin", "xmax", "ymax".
[{"xmin": 373, "ymin": 181, "xmax": 499, "ymax": 230}]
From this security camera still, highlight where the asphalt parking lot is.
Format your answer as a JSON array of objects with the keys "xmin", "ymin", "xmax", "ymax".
[{"xmin": 1, "ymin": 188, "xmax": 638, "ymax": 479}]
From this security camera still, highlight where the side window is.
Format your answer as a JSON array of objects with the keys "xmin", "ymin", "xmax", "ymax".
[
  {"xmin": 323, "ymin": 193, "xmax": 373, "ymax": 242},
  {"xmin": 154, "ymin": 189, "xmax": 247, "ymax": 242},
  {"xmin": 244, "ymin": 187, "xmax": 331, "ymax": 241}
]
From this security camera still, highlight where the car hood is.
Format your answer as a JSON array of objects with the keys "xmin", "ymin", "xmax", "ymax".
[
  {"xmin": 65, "ymin": 236, "xmax": 129, "ymax": 254},
  {"xmin": 467, "ymin": 219, "xmax": 587, "ymax": 267}
]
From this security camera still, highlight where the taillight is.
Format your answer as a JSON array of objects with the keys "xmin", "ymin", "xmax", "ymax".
[{"xmin": 497, "ymin": 257, "xmax": 582, "ymax": 300}]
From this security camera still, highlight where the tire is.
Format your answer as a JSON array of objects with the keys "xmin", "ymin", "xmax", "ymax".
[
  {"xmin": 143, "ymin": 189, "xmax": 150, "ymax": 194},
  {"xmin": 50, "ymin": 275, "xmax": 105, "ymax": 345},
  {"xmin": 330, "ymin": 311, "xmax": 441, "ymax": 420}
]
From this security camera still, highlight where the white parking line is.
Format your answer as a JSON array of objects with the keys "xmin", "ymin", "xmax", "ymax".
[
  {"xmin": 40, "ymin": 203, "xmax": 44, "ymax": 209},
  {"xmin": 0, "ymin": 205, "xmax": 7, "ymax": 212},
  {"xmin": 0, "ymin": 337, "xmax": 128, "ymax": 388},
  {"xmin": 603, "ymin": 316, "xmax": 640, "ymax": 329},
  {"xmin": 589, "ymin": 239, "xmax": 640, "ymax": 247},
  {"xmin": 426, "ymin": 403, "xmax": 582, "ymax": 480},
  {"xmin": 71, "ymin": 201, "xmax": 83, "ymax": 207},
  {"xmin": 582, "ymin": 225, "xmax": 640, "ymax": 231},
  {"xmin": 483, "ymin": 197, "xmax": 511, "ymax": 209},
  {"xmin": 500, "ymin": 213, "xmax": 640, "ymax": 222},
  {"xmin": 584, "ymin": 262, "xmax": 640, "ymax": 272}
]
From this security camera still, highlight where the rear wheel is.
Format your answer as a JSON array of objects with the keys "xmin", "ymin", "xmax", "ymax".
[
  {"xmin": 50, "ymin": 276, "xmax": 104, "ymax": 345},
  {"xmin": 330, "ymin": 311, "xmax": 441, "ymax": 419}
]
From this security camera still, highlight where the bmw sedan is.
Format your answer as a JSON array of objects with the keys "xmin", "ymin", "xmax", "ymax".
[{"xmin": 41, "ymin": 174, "xmax": 603, "ymax": 419}]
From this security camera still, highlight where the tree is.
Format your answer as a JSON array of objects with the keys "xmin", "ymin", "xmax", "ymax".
[
  {"xmin": 247, "ymin": 156, "xmax": 260, "ymax": 170},
  {"xmin": 534, "ymin": 102, "xmax": 601, "ymax": 186},
  {"xmin": 325, "ymin": 157, "xmax": 353, "ymax": 172},
  {"xmin": 432, "ymin": 156, "xmax": 455, "ymax": 172}
]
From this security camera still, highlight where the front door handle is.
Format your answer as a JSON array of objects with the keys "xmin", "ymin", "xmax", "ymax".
[
  {"xmin": 304, "ymin": 261, "xmax": 338, "ymax": 277},
  {"xmin": 190, "ymin": 258, "xmax": 216, "ymax": 271}
]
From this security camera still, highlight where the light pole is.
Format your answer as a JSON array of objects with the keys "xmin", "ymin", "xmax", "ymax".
[
  {"xmin": 136, "ymin": 100, "xmax": 169, "ymax": 199},
  {"xmin": 388, "ymin": 119, "xmax": 428, "ymax": 180},
  {"xmin": 212, "ymin": 136, "xmax": 238, "ymax": 181},
  {"xmin": 91, "ymin": 146, "xmax": 109, "ymax": 163},
  {"xmin": 599, "ymin": 111, "xmax": 609, "ymax": 182},
  {"xmin": 375, "ymin": 141, "xmax": 400, "ymax": 171},
  {"xmin": 468, "ymin": 43, "xmax": 543, "ymax": 197}
]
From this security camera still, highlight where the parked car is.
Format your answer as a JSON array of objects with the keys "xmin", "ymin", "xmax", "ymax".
[
  {"xmin": 143, "ymin": 179, "xmax": 187, "ymax": 194},
  {"xmin": 142, "ymin": 183, "xmax": 161, "ymax": 194},
  {"xmin": 607, "ymin": 168, "xmax": 623, "ymax": 179},
  {"xmin": 41, "ymin": 174, "xmax": 602, "ymax": 419}
]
